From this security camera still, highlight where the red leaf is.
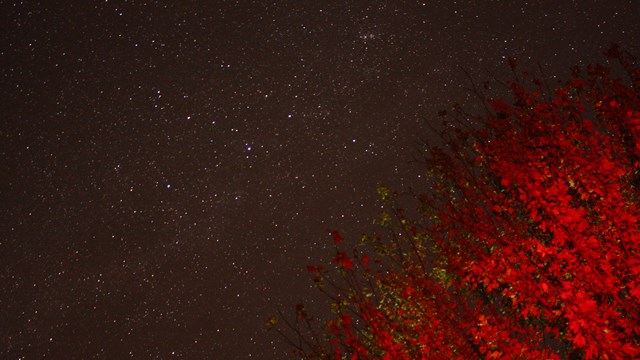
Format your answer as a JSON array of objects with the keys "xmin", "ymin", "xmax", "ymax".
[
  {"xmin": 306, "ymin": 265, "xmax": 323, "ymax": 273},
  {"xmin": 332, "ymin": 230, "xmax": 344, "ymax": 244},
  {"xmin": 361, "ymin": 255, "xmax": 370, "ymax": 268},
  {"xmin": 333, "ymin": 252, "xmax": 354, "ymax": 269},
  {"xmin": 573, "ymin": 333, "xmax": 586, "ymax": 347}
]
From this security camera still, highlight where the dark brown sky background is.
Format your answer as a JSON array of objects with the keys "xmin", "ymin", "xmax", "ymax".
[{"xmin": 2, "ymin": 1, "xmax": 639, "ymax": 359}]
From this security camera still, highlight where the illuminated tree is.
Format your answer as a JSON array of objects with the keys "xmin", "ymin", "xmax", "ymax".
[{"xmin": 270, "ymin": 44, "xmax": 640, "ymax": 359}]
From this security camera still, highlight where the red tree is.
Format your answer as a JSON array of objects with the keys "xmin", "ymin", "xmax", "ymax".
[{"xmin": 270, "ymin": 45, "xmax": 640, "ymax": 359}]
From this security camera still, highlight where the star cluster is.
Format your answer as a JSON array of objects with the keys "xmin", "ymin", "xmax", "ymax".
[{"xmin": 2, "ymin": 1, "xmax": 639, "ymax": 358}]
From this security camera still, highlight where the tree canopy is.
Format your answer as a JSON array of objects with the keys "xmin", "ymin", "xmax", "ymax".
[{"xmin": 270, "ymin": 44, "xmax": 640, "ymax": 360}]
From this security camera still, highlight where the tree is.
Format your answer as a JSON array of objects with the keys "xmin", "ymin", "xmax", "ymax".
[{"xmin": 269, "ymin": 45, "xmax": 640, "ymax": 359}]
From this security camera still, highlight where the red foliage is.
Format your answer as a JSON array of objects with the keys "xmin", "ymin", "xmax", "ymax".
[
  {"xmin": 275, "ymin": 45, "xmax": 640, "ymax": 359},
  {"xmin": 333, "ymin": 251, "xmax": 354, "ymax": 270}
]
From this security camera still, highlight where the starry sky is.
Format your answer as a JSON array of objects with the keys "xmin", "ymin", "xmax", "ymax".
[{"xmin": 1, "ymin": 1, "xmax": 639, "ymax": 359}]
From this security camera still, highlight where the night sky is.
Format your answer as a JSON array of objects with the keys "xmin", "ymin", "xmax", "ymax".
[{"xmin": 2, "ymin": 1, "xmax": 639, "ymax": 359}]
